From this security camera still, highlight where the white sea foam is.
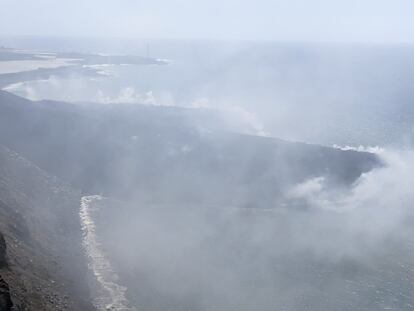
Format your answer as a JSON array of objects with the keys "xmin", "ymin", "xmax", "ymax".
[{"xmin": 80, "ymin": 195, "xmax": 135, "ymax": 311}]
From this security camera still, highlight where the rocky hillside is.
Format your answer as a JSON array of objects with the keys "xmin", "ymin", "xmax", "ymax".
[{"xmin": 0, "ymin": 144, "xmax": 94, "ymax": 310}]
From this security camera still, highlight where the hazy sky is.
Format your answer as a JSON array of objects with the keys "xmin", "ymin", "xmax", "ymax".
[{"xmin": 1, "ymin": 0, "xmax": 414, "ymax": 43}]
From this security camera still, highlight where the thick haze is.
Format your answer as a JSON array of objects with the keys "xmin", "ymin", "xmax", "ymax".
[
  {"xmin": 2, "ymin": 0, "xmax": 414, "ymax": 43},
  {"xmin": 1, "ymin": 1, "xmax": 414, "ymax": 309}
]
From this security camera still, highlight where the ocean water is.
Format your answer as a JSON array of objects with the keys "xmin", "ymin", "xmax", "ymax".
[{"xmin": 85, "ymin": 180, "xmax": 414, "ymax": 311}]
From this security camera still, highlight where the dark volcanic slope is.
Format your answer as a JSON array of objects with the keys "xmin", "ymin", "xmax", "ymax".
[
  {"xmin": 0, "ymin": 90, "xmax": 379, "ymax": 207},
  {"xmin": 0, "ymin": 144, "xmax": 94, "ymax": 311},
  {"xmin": 0, "ymin": 90, "xmax": 381, "ymax": 310}
]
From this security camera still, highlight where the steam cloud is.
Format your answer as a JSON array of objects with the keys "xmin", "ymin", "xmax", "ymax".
[{"xmin": 93, "ymin": 148, "xmax": 414, "ymax": 310}]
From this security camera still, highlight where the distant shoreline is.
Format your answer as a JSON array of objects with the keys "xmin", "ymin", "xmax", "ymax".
[{"xmin": 0, "ymin": 47, "xmax": 167, "ymax": 89}]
